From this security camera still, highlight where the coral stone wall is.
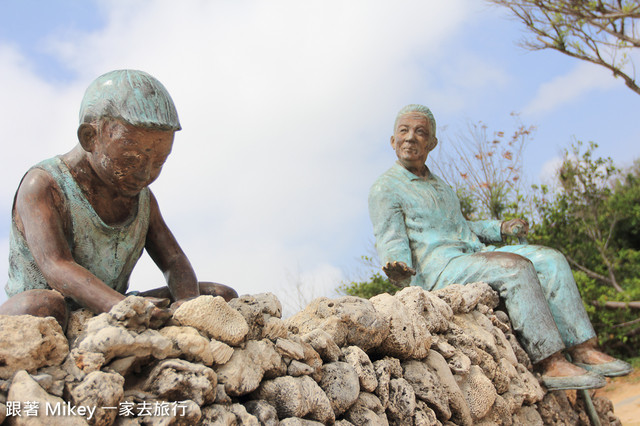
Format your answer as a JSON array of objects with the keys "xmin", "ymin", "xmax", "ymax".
[{"xmin": 0, "ymin": 282, "xmax": 620, "ymax": 425}]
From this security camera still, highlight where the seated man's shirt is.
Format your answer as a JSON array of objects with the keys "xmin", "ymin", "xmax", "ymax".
[{"xmin": 368, "ymin": 162, "xmax": 502, "ymax": 289}]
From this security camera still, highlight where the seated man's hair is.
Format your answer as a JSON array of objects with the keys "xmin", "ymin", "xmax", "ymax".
[
  {"xmin": 79, "ymin": 69, "xmax": 181, "ymax": 131},
  {"xmin": 394, "ymin": 104, "xmax": 436, "ymax": 136}
]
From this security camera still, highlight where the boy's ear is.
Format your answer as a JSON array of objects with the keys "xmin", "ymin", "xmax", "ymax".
[{"xmin": 77, "ymin": 123, "xmax": 97, "ymax": 152}]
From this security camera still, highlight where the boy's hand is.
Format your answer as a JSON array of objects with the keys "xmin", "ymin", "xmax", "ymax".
[
  {"xmin": 149, "ymin": 306, "xmax": 172, "ymax": 329},
  {"xmin": 144, "ymin": 296, "xmax": 171, "ymax": 309},
  {"xmin": 169, "ymin": 296, "xmax": 199, "ymax": 312}
]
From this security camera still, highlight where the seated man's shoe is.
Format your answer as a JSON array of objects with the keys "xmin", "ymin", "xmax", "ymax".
[
  {"xmin": 574, "ymin": 359, "xmax": 633, "ymax": 377},
  {"xmin": 541, "ymin": 371, "xmax": 606, "ymax": 391}
]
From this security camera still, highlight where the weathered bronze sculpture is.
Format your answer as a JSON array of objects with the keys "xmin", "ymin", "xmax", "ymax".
[
  {"xmin": 369, "ymin": 104, "xmax": 632, "ymax": 390},
  {"xmin": 1, "ymin": 70, "xmax": 237, "ymax": 329}
]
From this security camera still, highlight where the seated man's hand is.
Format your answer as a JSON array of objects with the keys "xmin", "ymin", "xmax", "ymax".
[
  {"xmin": 501, "ymin": 218, "xmax": 529, "ymax": 238},
  {"xmin": 383, "ymin": 261, "xmax": 416, "ymax": 288}
]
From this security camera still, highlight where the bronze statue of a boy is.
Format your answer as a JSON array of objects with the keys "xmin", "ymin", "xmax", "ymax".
[{"xmin": 1, "ymin": 70, "xmax": 236, "ymax": 329}]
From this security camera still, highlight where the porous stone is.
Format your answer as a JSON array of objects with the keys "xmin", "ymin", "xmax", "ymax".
[
  {"xmin": 512, "ymin": 405, "xmax": 544, "ymax": 426},
  {"xmin": 414, "ymin": 400, "xmax": 441, "ymax": 426},
  {"xmin": 7, "ymin": 370, "xmax": 88, "ymax": 425},
  {"xmin": 456, "ymin": 365, "xmax": 497, "ymax": 421},
  {"xmin": 253, "ymin": 375, "xmax": 335, "ymax": 424},
  {"xmin": 370, "ymin": 292, "xmax": 432, "ymax": 359},
  {"xmin": 104, "ymin": 355, "xmax": 141, "ymax": 377},
  {"xmin": 509, "ymin": 363, "xmax": 545, "ymax": 404},
  {"xmin": 68, "ymin": 348, "xmax": 106, "ymax": 375},
  {"xmin": 136, "ymin": 399, "xmax": 201, "ymax": 426},
  {"xmin": 342, "ymin": 345, "xmax": 378, "ymax": 392},
  {"xmin": 228, "ymin": 293, "xmax": 283, "ymax": 341},
  {"xmin": 402, "ymin": 360, "xmax": 451, "ymax": 420},
  {"xmin": 288, "ymin": 359, "xmax": 315, "ymax": 376},
  {"xmin": 201, "ymin": 403, "xmax": 259, "ymax": 425},
  {"xmin": 245, "ymin": 400, "xmax": 279, "ymax": 426},
  {"xmin": 319, "ymin": 361, "xmax": 360, "ymax": 416},
  {"xmin": 279, "ymin": 419, "xmax": 325, "ymax": 426},
  {"xmin": 343, "ymin": 392, "xmax": 388, "ymax": 426},
  {"xmin": 30, "ymin": 373, "xmax": 64, "ymax": 397},
  {"xmin": 0, "ymin": 315, "xmax": 69, "ymax": 379},
  {"xmin": 159, "ymin": 325, "xmax": 213, "ymax": 365},
  {"xmin": 387, "ymin": 378, "xmax": 417, "ymax": 425},
  {"xmin": 300, "ymin": 328, "xmax": 342, "ymax": 362},
  {"xmin": 68, "ymin": 371, "xmax": 124, "ymax": 426},
  {"xmin": 275, "ymin": 337, "xmax": 305, "ymax": 360},
  {"xmin": 395, "ymin": 286, "xmax": 453, "ymax": 334},
  {"xmin": 215, "ymin": 339, "xmax": 283, "ymax": 396},
  {"xmin": 433, "ymin": 282, "xmax": 499, "ymax": 314},
  {"xmin": 173, "ymin": 295, "xmax": 249, "ymax": 346},
  {"xmin": 65, "ymin": 309, "xmax": 94, "ymax": 346},
  {"xmin": 107, "ymin": 296, "xmax": 157, "ymax": 331},
  {"xmin": 424, "ymin": 350, "xmax": 472, "ymax": 426},
  {"xmin": 75, "ymin": 313, "xmax": 174, "ymax": 363},
  {"xmin": 286, "ymin": 296, "xmax": 389, "ymax": 351},
  {"xmin": 200, "ymin": 404, "xmax": 237, "ymax": 424},
  {"xmin": 209, "ymin": 339, "xmax": 234, "ymax": 365},
  {"xmin": 143, "ymin": 358, "xmax": 217, "ymax": 406},
  {"xmin": 373, "ymin": 356, "xmax": 403, "ymax": 409}
]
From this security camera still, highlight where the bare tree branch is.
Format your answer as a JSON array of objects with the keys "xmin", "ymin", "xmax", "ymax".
[
  {"xmin": 488, "ymin": 0, "xmax": 640, "ymax": 95},
  {"xmin": 592, "ymin": 300, "xmax": 640, "ymax": 309},
  {"xmin": 565, "ymin": 254, "xmax": 624, "ymax": 292}
]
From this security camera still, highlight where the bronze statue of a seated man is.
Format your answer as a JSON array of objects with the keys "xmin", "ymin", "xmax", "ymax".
[
  {"xmin": 1, "ymin": 70, "xmax": 237, "ymax": 330},
  {"xmin": 368, "ymin": 104, "xmax": 631, "ymax": 390}
]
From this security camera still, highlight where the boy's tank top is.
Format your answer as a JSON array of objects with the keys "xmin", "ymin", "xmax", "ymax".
[{"xmin": 5, "ymin": 156, "xmax": 150, "ymax": 298}]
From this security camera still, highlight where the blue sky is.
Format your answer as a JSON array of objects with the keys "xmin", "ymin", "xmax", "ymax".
[{"xmin": 1, "ymin": 0, "xmax": 638, "ymax": 314}]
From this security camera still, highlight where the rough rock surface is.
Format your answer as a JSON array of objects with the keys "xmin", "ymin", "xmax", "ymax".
[
  {"xmin": 0, "ymin": 315, "xmax": 69, "ymax": 379},
  {"xmin": 0, "ymin": 287, "xmax": 621, "ymax": 425},
  {"xmin": 173, "ymin": 295, "xmax": 249, "ymax": 345}
]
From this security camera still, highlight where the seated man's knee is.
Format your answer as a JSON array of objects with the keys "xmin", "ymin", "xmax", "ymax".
[
  {"xmin": 199, "ymin": 282, "xmax": 238, "ymax": 302},
  {"xmin": 478, "ymin": 252, "xmax": 534, "ymax": 272},
  {"xmin": 0, "ymin": 289, "xmax": 68, "ymax": 331}
]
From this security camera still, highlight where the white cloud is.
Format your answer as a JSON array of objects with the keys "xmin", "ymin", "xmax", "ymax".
[
  {"xmin": 523, "ymin": 61, "xmax": 621, "ymax": 116},
  {"xmin": 538, "ymin": 156, "xmax": 563, "ymax": 184},
  {"xmin": 0, "ymin": 0, "xmax": 480, "ymax": 311}
]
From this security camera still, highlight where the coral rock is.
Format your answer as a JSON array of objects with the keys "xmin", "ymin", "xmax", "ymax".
[
  {"xmin": 173, "ymin": 295, "xmax": 249, "ymax": 346},
  {"xmin": 342, "ymin": 345, "xmax": 378, "ymax": 392},
  {"xmin": 68, "ymin": 371, "xmax": 124, "ymax": 426},
  {"xmin": 371, "ymin": 292, "xmax": 432, "ymax": 359},
  {"xmin": 0, "ymin": 315, "xmax": 69, "ymax": 379},
  {"xmin": 143, "ymin": 358, "xmax": 217, "ymax": 406},
  {"xmin": 319, "ymin": 361, "xmax": 360, "ymax": 416},
  {"xmin": 286, "ymin": 296, "xmax": 388, "ymax": 351},
  {"xmin": 253, "ymin": 375, "xmax": 335, "ymax": 424},
  {"xmin": 215, "ymin": 339, "xmax": 283, "ymax": 396}
]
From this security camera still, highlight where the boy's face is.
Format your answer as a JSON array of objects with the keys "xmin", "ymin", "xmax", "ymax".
[{"xmin": 89, "ymin": 119, "xmax": 175, "ymax": 197}]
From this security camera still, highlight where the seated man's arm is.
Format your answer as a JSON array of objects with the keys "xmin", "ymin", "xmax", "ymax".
[
  {"xmin": 368, "ymin": 184, "xmax": 415, "ymax": 286},
  {"xmin": 144, "ymin": 191, "xmax": 199, "ymax": 304},
  {"xmin": 467, "ymin": 218, "xmax": 529, "ymax": 243},
  {"xmin": 466, "ymin": 219, "xmax": 503, "ymax": 244},
  {"xmin": 16, "ymin": 169, "xmax": 126, "ymax": 313}
]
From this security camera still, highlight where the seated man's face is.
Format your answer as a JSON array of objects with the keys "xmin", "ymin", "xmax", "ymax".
[
  {"xmin": 391, "ymin": 113, "xmax": 437, "ymax": 170},
  {"xmin": 90, "ymin": 119, "xmax": 175, "ymax": 197}
]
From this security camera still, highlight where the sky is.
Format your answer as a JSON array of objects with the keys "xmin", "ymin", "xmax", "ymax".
[{"xmin": 1, "ymin": 0, "xmax": 638, "ymax": 316}]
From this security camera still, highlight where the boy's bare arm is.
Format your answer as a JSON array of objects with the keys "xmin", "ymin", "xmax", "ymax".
[
  {"xmin": 16, "ymin": 169, "xmax": 126, "ymax": 313},
  {"xmin": 144, "ymin": 191, "xmax": 199, "ymax": 302}
]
